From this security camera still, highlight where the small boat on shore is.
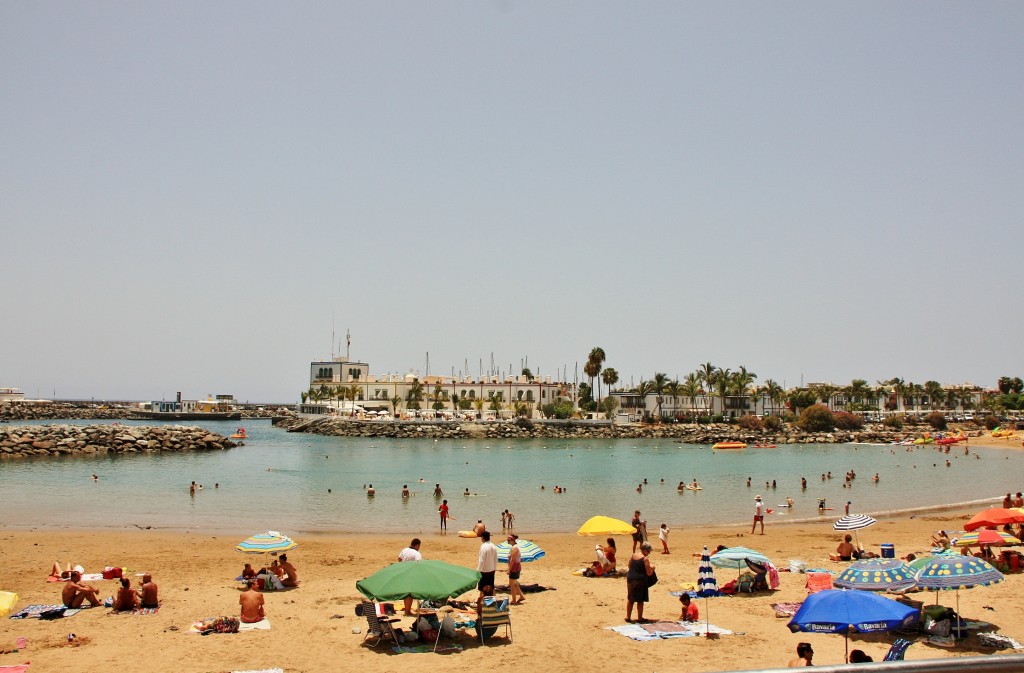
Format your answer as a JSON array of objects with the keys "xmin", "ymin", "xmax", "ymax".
[{"xmin": 712, "ymin": 442, "xmax": 747, "ymax": 450}]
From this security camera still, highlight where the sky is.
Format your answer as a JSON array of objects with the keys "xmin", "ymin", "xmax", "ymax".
[{"xmin": 2, "ymin": 2, "xmax": 1023, "ymax": 402}]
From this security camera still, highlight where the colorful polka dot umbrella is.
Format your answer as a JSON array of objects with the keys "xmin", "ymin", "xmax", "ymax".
[
  {"xmin": 833, "ymin": 559, "xmax": 917, "ymax": 592},
  {"xmin": 912, "ymin": 554, "xmax": 1004, "ymax": 619}
]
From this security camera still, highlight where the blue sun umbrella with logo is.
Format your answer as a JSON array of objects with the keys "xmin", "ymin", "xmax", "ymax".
[{"xmin": 788, "ymin": 589, "xmax": 917, "ymax": 660}]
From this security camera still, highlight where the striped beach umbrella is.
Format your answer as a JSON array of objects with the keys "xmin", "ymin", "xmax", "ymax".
[
  {"xmin": 913, "ymin": 555, "xmax": 1004, "ymax": 624},
  {"xmin": 833, "ymin": 559, "xmax": 916, "ymax": 592},
  {"xmin": 709, "ymin": 547, "xmax": 771, "ymax": 578},
  {"xmin": 833, "ymin": 513, "xmax": 877, "ymax": 547},
  {"xmin": 955, "ymin": 530, "xmax": 1020, "ymax": 548},
  {"xmin": 696, "ymin": 545, "xmax": 719, "ymax": 638},
  {"xmin": 235, "ymin": 531, "xmax": 298, "ymax": 555},
  {"xmin": 496, "ymin": 539, "xmax": 546, "ymax": 563}
]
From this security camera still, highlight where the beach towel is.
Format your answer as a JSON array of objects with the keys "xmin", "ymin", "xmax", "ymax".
[
  {"xmin": 771, "ymin": 602, "xmax": 803, "ymax": 618},
  {"xmin": 131, "ymin": 607, "xmax": 159, "ymax": 615},
  {"xmin": 640, "ymin": 621, "xmax": 695, "ymax": 638},
  {"xmin": 238, "ymin": 619, "xmax": 271, "ymax": 631},
  {"xmin": 391, "ymin": 643, "xmax": 464, "ymax": 654},
  {"xmin": 607, "ymin": 620, "xmax": 733, "ymax": 640},
  {"xmin": 9, "ymin": 605, "xmax": 82, "ymax": 620},
  {"xmin": 231, "ymin": 669, "xmax": 283, "ymax": 673},
  {"xmin": 0, "ymin": 665, "xmax": 31, "ymax": 673}
]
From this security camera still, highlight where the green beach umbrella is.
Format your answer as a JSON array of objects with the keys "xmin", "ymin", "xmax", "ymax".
[{"xmin": 356, "ymin": 559, "xmax": 480, "ymax": 602}]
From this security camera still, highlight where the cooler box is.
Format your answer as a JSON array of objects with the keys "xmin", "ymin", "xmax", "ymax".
[{"xmin": 881, "ymin": 543, "xmax": 895, "ymax": 558}]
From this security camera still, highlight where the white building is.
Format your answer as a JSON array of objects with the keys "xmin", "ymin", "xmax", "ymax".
[
  {"xmin": 301, "ymin": 357, "xmax": 574, "ymax": 419},
  {"xmin": 0, "ymin": 387, "xmax": 26, "ymax": 403}
]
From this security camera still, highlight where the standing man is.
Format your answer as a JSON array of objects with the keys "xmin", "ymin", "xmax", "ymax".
[
  {"xmin": 398, "ymin": 538, "xmax": 422, "ymax": 615},
  {"xmin": 752, "ymin": 495, "xmax": 765, "ymax": 535},
  {"xmin": 438, "ymin": 499, "xmax": 449, "ymax": 531},
  {"xmin": 477, "ymin": 531, "xmax": 498, "ymax": 596},
  {"xmin": 631, "ymin": 510, "xmax": 646, "ymax": 552}
]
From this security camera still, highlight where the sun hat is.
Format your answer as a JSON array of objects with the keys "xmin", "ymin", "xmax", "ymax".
[{"xmin": 755, "ymin": 495, "xmax": 762, "ymax": 499}]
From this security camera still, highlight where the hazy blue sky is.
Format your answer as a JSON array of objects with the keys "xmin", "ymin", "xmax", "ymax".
[{"xmin": 3, "ymin": 2, "xmax": 1022, "ymax": 402}]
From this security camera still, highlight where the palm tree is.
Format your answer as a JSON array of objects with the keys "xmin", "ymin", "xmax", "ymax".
[
  {"xmin": 406, "ymin": 379, "xmax": 424, "ymax": 410},
  {"xmin": 583, "ymin": 360, "xmax": 600, "ymax": 408},
  {"xmin": 666, "ymin": 379, "xmax": 681, "ymax": 418},
  {"xmin": 652, "ymin": 372, "xmax": 670, "ymax": 420},
  {"xmin": 815, "ymin": 383, "xmax": 838, "ymax": 410},
  {"xmin": 762, "ymin": 379, "xmax": 783, "ymax": 416},
  {"xmin": 697, "ymin": 363, "xmax": 717, "ymax": 415},
  {"xmin": 472, "ymin": 397, "xmax": 485, "ymax": 419},
  {"xmin": 710, "ymin": 367, "xmax": 732, "ymax": 417},
  {"xmin": 923, "ymin": 380, "xmax": 944, "ymax": 411},
  {"xmin": 300, "ymin": 391, "xmax": 309, "ymax": 404},
  {"xmin": 729, "ymin": 366, "xmax": 757, "ymax": 413},
  {"xmin": 390, "ymin": 395, "xmax": 402, "ymax": 418},
  {"xmin": 587, "ymin": 347, "xmax": 606, "ymax": 406},
  {"xmin": 634, "ymin": 380, "xmax": 655, "ymax": 421},
  {"xmin": 680, "ymin": 374, "xmax": 703, "ymax": 415},
  {"xmin": 602, "ymin": 367, "xmax": 619, "ymax": 396}
]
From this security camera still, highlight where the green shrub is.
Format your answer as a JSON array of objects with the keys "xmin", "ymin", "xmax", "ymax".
[
  {"xmin": 883, "ymin": 415, "xmax": 904, "ymax": 430},
  {"xmin": 833, "ymin": 411, "xmax": 864, "ymax": 431},
  {"xmin": 542, "ymin": 401, "xmax": 574, "ymax": 419},
  {"xmin": 926, "ymin": 412, "xmax": 947, "ymax": 430},
  {"xmin": 737, "ymin": 415, "xmax": 763, "ymax": 431},
  {"xmin": 763, "ymin": 415, "xmax": 784, "ymax": 432},
  {"xmin": 796, "ymin": 404, "xmax": 835, "ymax": 432}
]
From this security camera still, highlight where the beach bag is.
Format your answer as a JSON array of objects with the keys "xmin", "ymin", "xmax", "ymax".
[
  {"xmin": 102, "ymin": 567, "xmax": 123, "ymax": 580},
  {"xmin": 647, "ymin": 571, "xmax": 659, "ymax": 587}
]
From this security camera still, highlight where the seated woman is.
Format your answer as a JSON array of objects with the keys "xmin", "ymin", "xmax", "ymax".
[
  {"xmin": 931, "ymin": 530, "xmax": 951, "ymax": 550},
  {"xmin": 112, "ymin": 577, "xmax": 139, "ymax": 612},
  {"xmin": 241, "ymin": 563, "xmax": 257, "ymax": 580},
  {"xmin": 595, "ymin": 537, "xmax": 617, "ymax": 573},
  {"xmin": 475, "ymin": 584, "xmax": 498, "ymax": 639}
]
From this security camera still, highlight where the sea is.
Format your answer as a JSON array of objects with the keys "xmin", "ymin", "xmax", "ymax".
[{"xmin": 1, "ymin": 419, "xmax": 1020, "ymax": 535}]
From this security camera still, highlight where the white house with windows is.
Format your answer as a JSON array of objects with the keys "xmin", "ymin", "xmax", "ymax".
[{"xmin": 301, "ymin": 356, "xmax": 574, "ymax": 419}]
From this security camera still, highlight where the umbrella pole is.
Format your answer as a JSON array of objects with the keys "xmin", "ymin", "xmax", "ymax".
[{"xmin": 705, "ymin": 597, "xmax": 710, "ymax": 637}]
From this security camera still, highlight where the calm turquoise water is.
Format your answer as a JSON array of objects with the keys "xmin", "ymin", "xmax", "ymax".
[{"xmin": 0, "ymin": 419, "xmax": 1018, "ymax": 534}]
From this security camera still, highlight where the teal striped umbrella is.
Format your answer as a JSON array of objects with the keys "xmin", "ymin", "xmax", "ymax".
[
  {"xmin": 496, "ymin": 539, "xmax": 545, "ymax": 563},
  {"xmin": 236, "ymin": 531, "xmax": 298, "ymax": 554}
]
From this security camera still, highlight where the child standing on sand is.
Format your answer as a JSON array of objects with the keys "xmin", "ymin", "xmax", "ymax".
[{"xmin": 658, "ymin": 523, "xmax": 670, "ymax": 554}]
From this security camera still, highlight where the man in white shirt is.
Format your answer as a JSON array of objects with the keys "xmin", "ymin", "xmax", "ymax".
[
  {"xmin": 477, "ymin": 531, "xmax": 498, "ymax": 595},
  {"xmin": 398, "ymin": 538, "xmax": 422, "ymax": 614}
]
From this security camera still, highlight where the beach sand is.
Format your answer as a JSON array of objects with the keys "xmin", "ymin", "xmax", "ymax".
[{"xmin": 1, "ymin": 499, "xmax": 1022, "ymax": 672}]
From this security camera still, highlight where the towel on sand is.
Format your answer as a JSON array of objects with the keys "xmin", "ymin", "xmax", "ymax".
[
  {"xmin": 607, "ymin": 620, "xmax": 733, "ymax": 640},
  {"xmin": 238, "ymin": 619, "xmax": 271, "ymax": 631},
  {"xmin": 391, "ymin": 643, "xmax": 464, "ymax": 654}
]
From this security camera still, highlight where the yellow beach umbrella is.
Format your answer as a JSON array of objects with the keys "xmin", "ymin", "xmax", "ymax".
[{"xmin": 577, "ymin": 515, "xmax": 636, "ymax": 536}]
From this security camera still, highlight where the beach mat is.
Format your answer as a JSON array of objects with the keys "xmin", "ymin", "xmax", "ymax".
[
  {"xmin": 9, "ymin": 605, "xmax": 83, "ymax": 620},
  {"xmin": 606, "ymin": 620, "xmax": 734, "ymax": 640},
  {"xmin": 771, "ymin": 602, "xmax": 803, "ymax": 617},
  {"xmin": 131, "ymin": 607, "xmax": 159, "ymax": 615}
]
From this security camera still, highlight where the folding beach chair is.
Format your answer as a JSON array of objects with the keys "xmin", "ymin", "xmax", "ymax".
[
  {"xmin": 478, "ymin": 596, "xmax": 512, "ymax": 645},
  {"xmin": 358, "ymin": 601, "xmax": 402, "ymax": 647}
]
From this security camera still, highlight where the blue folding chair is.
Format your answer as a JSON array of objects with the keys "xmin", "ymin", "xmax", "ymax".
[{"xmin": 884, "ymin": 638, "xmax": 912, "ymax": 661}]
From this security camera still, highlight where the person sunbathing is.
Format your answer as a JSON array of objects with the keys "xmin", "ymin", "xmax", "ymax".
[
  {"xmin": 239, "ymin": 580, "xmax": 265, "ymax": 623},
  {"xmin": 61, "ymin": 571, "xmax": 101, "ymax": 608},
  {"xmin": 50, "ymin": 561, "xmax": 84, "ymax": 580},
  {"xmin": 112, "ymin": 578, "xmax": 139, "ymax": 612}
]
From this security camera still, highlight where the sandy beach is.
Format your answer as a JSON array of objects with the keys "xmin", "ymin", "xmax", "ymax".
[{"xmin": 1, "ymin": 490, "xmax": 1023, "ymax": 673}]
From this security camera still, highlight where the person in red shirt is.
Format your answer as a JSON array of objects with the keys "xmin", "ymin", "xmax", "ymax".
[
  {"xmin": 438, "ymin": 499, "xmax": 449, "ymax": 531},
  {"xmin": 679, "ymin": 593, "xmax": 699, "ymax": 621}
]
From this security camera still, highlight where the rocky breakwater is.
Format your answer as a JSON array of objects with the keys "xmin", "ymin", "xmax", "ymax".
[
  {"xmin": 272, "ymin": 415, "xmax": 918, "ymax": 444},
  {"xmin": 0, "ymin": 424, "xmax": 237, "ymax": 459}
]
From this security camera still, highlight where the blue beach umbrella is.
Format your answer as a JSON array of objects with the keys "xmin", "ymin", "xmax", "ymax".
[
  {"xmin": 832, "ymin": 559, "xmax": 917, "ymax": 592},
  {"xmin": 496, "ymin": 539, "xmax": 545, "ymax": 564},
  {"xmin": 788, "ymin": 589, "xmax": 917, "ymax": 659},
  {"xmin": 235, "ymin": 531, "xmax": 297, "ymax": 555},
  {"xmin": 696, "ymin": 545, "xmax": 720, "ymax": 638}
]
